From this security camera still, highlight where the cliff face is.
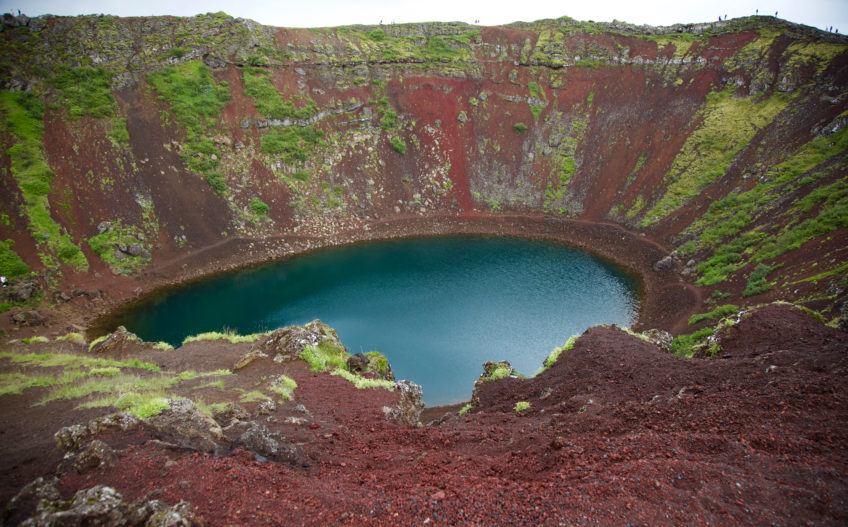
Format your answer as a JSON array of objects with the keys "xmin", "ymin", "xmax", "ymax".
[{"xmin": 1, "ymin": 12, "xmax": 847, "ymax": 329}]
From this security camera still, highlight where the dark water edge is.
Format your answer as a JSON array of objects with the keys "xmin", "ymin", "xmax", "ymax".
[{"xmin": 108, "ymin": 235, "xmax": 639, "ymax": 405}]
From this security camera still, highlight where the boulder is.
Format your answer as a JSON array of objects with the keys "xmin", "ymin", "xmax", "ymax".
[
  {"xmin": 212, "ymin": 403, "xmax": 251, "ymax": 426},
  {"xmin": 252, "ymin": 319, "xmax": 346, "ymax": 362},
  {"xmin": 6, "ymin": 280, "xmax": 38, "ymax": 302},
  {"xmin": 652, "ymin": 255, "xmax": 676, "ymax": 272},
  {"xmin": 9, "ymin": 309, "xmax": 47, "ymax": 327},
  {"xmin": 72, "ymin": 439, "xmax": 118, "ymax": 473},
  {"xmin": 202, "ymin": 53, "xmax": 227, "ymax": 69},
  {"xmin": 642, "ymin": 328, "xmax": 674, "ymax": 352},
  {"xmin": 346, "ymin": 352, "xmax": 369, "ymax": 372},
  {"xmin": 55, "ymin": 413, "xmax": 141, "ymax": 453},
  {"xmin": 236, "ymin": 423, "xmax": 298, "ymax": 462},
  {"xmin": 145, "ymin": 399, "xmax": 228, "ymax": 454},
  {"xmin": 89, "ymin": 326, "xmax": 145, "ymax": 354},
  {"xmin": 232, "ymin": 349, "xmax": 268, "ymax": 371},
  {"xmin": 382, "ymin": 380, "xmax": 424, "ymax": 426}
]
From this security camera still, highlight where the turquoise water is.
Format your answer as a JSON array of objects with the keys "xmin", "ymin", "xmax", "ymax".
[{"xmin": 114, "ymin": 236, "xmax": 639, "ymax": 405}]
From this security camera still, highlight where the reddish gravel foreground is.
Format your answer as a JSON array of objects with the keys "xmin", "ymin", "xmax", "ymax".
[{"xmin": 9, "ymin": 304, "xmax": 845, "ymax": 526}]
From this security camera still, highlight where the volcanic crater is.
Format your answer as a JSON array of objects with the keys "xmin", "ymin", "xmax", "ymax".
[{"xmin": 0, "ymin": 10, "xmax": 847, "ymax": 525}]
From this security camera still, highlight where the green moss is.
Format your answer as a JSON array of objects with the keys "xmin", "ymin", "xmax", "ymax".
[
  {"xmin": 51, "ymin": 66, "xmax": 116, "ymax": 120},
  {"xmin": 363, "ymin": 351, "xmax": 390, "ymax": 377},
  {"xmin": 87, "ymin": 221, "xmax": 151, "ymax": 275},
  {"xmin": 330, "ymin": 368, "xmax": 394, "ymax": 390},
  {"xmin": 249, "ymin": 198, "xmax": 270, "ymax": 216},
  {"xmin": 300, "ymin": 340, "xmax": 349, "ymax": 372},
  {"xmin": 481, "ymin": 363, "xmax": 513, "ymax": 382},
  {"xmin": 514, "ymin": 401, "xmax": 531, "ymax": 412},
  {"xmin": 670, "ymin": 327, "xmax": 715, "ymax": 357},
  {"xmin": 1, "ymin": 91, "xmax": 88, "ymax": 271},
  {"xmin": 147, "ymin": 61, "xmax": 230, "ymax": 175},
  {"xmin": 642, "ymin": 90, "xmax": 792, "ymax": 226},
  {"xmin": 743, "ymin": 263, "xmax": 776, "ymax": 297},
  {"xmin": 390, "ymin": 136, "xmax": 407, "ymax": 154},
  {"xmin": 0, "ymin": 240, "xmax": 30, "ymax": 277},
  {"xmin": 270, "ymin": 375, "xmax": 297, "ymax": 401},
  {"xmin": 242, "ymin": 67, "xmax": 316, "ymax": 120},
  {"xmin": 204, "ymin": 172, "xmax": 228, "ymax": 194},
  {"xmin": 260, "ymin": 126, "xmax": 323, "ymax": 165},
  {"xmin": 688, "ymin": 304, "xmax": 738, "ymax": 326},
  {"xmin": 535, "ymin": 334, "xmax": 578, "ymax": 376}
]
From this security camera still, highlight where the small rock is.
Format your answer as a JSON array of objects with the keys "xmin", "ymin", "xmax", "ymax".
[
  {"xmin": 653, "ymin": 255, "xmax": 675, "ymax": 272},
  {"xmin": 346, "ymin": 353, "xmax": 369, "ymax": 372},
  {"xmin": 257, "ymin": 400, "xmax": 277, "ymax": 415},
  {"xmin": 233, "ymin": 349, "xmax": 268, "ymax": 371},
  {"xmin": 73, "ymin": 440, "xmax": 117, "ymax": 473}
]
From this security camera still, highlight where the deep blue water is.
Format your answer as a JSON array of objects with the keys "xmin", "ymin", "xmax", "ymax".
[{"xmin": 114, "ymin": 236, "xmax": 639, "ymax": 405}]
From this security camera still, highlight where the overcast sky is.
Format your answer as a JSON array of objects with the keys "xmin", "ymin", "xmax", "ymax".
[{"xmin": 3, "ymin": 0, "xmax": 847, "ymax": 33}]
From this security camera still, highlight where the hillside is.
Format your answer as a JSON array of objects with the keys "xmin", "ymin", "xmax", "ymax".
[{"xmin": 0, "ymin": 11, "xmax": 847, "ymax": 525}]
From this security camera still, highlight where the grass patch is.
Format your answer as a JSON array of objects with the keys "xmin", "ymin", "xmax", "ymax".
[
  {"xmin": 181, "ymin": 329, "xmax": 267, "ymax": 345},
  {"xmin": 270, "ymin": 374, "xmax": 297, "ymax": 401},
  {"xmin": 514, "ymin": 401, "xmax": 531, "ymax": 412},
  {"xmin": 535, "ymin": 335, "xmax": 578, "ymax": 376},
  {"xmin": 688, "ymin": 304, "xmax": 738, "ymax": 326},
  {"xmin": 330, "ymin": 368, "xmax": 395, "ymax": 390},
  {"xmin": 52, "ymin": 66, "xmax": 116, "ymax": 120},
  {"xmin": 12, "ymin": 336, "xmax": 49, "ymax": 344},
  {"xmin": 37, "ymin": 374, "xmax": 179, "ymax": 406},
  {"xmin": 300, "ymin": 341, "xmax": 349, "ymax": 372},
  {"xmin": 240, "ymin": 390, "xmax": 270, "ymax": 403},
  {"xmin": 56, "ymin": 332, "xmax": 87, "ymax": 344}
]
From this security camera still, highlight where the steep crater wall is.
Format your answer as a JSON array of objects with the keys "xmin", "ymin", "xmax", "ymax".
[{"xmin": 1, "ymin": 12, "xmax": 847, "ymax": 343}]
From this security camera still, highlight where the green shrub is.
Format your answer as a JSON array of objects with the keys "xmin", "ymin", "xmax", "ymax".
[
  {"xmin": 688, "ymin": 304, "xmax": 738, "ymax": 325},
  {"xmin": 367, "ymin": 29, "xmax": 386, "ymax": 42},
  {"xmin": 743, "ymin": 263, "xmax": 775, "ymax": 297},
  {"xmin": 514, "ymin": 401, "xmax": 531, "ymax": 412},
  {"xmin": 513, "ymin": 122, "xmax": 528, "ymax": 133},
  {"xmin": 249, "ymin": 198, "xmax": 270, "ymax": 216},
  {"xmin": 0, "ymin": 240, "xmax": 30, "ymax": 277},
  {"xmin": 52, "ymin": 66, "xmax": 115, "ymax": 120},
  {"xmin": 204, "ymin": 172, "xmax": 228, "ymax": 194},
  {"xmin": 260, "ymin": 126, "xmax": 323, "ymax": 164},
  {"xmin": 390, "ymin": 136, "xmax": 407, "ymax": 154}
]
